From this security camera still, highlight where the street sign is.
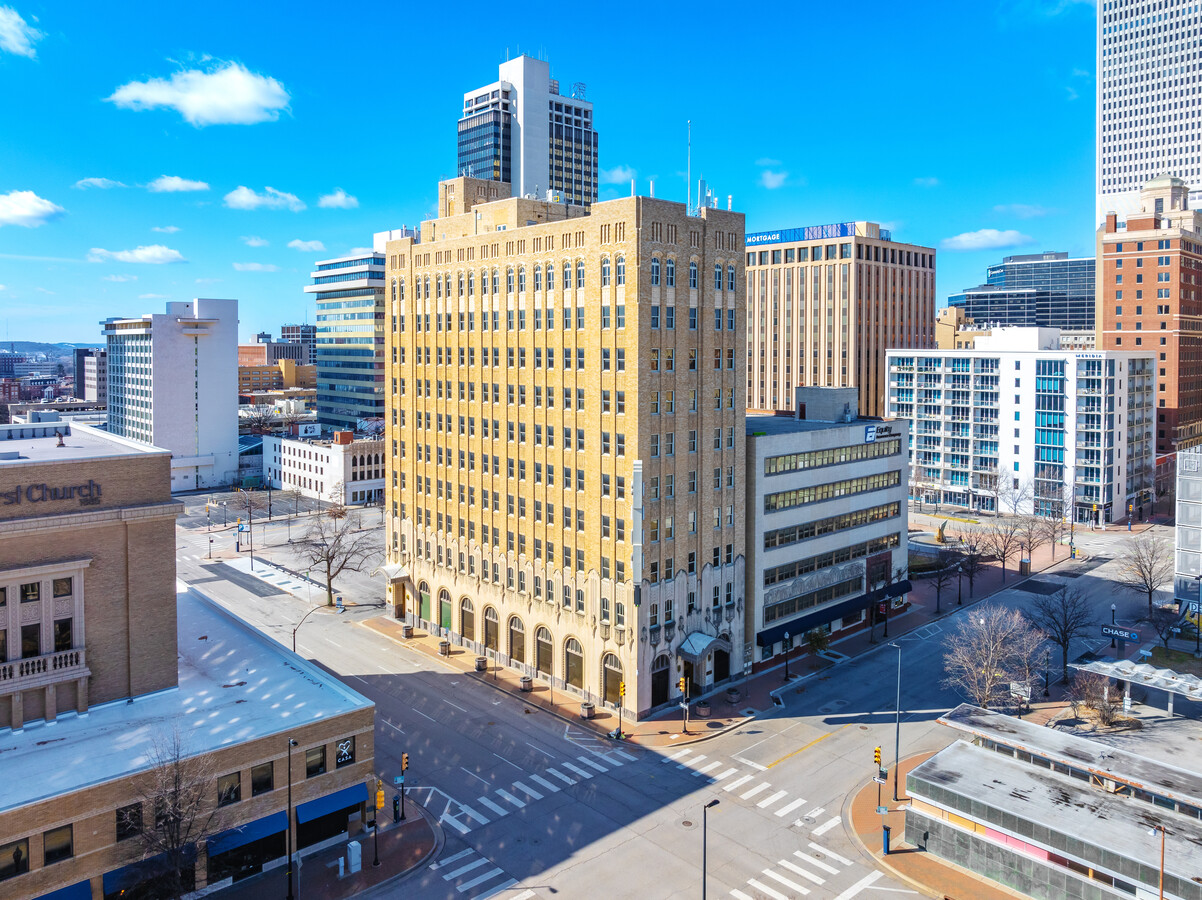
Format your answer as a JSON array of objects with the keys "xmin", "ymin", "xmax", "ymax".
[
  {"xmin": 393, "ymin": 775, "xmax": 405, "ymax": 785},
  {"xmin": 1101, "ymin": 624, "xmax": 1140, "ymax": 642},
  {"xmin": 873, "ymin": 776, "xmax": 887, "ymax": 785}
]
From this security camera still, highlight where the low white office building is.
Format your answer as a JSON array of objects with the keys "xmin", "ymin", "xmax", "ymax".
[
  {"xmin": 745, "ymin": 388, "xmax": 910, "ymax": 668},
  {"xmin": 262, "ymin": 431, "xmax": 384, "ymax": 506},
  {"xmin": 102, "ymin": 298, "xmax": 239, "ymax": 492},
  {"xmin": 886, "ymin": 328, "xmax": 1155, "ymax": 525}
]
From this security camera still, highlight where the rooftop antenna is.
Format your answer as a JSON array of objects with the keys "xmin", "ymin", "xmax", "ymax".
[{"xmin": 686, "ymin": 120, "xmax": 692, "ymax": 215}]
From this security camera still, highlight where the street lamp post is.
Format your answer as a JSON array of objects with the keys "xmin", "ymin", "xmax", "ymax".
[
  {"xmin": 286, "ymin": 738, "xmax": 298, "ymax": 900},
  {"xmin": 956, "ymin": 562, "xmax": 963, "ymax": 607},
  {"xmin": 783, "ymin": 631, "xmax": 790, "ymax": 681},
  {"xmin": 293, "ymin": 602, "xmax": 324, "ymax": 653},
  {"xmin": 1043, "ymin": 648, "xmax": 1051, "ymax": 697},
  {"xmin": 891, "ymin": 641, "xmax": 902, "ymax": 802},
  {"xmin": 221, "ymin": 501, "xmax": 227, "ymax": 526},
  {"xmin": 208, "ymin": 537, "xmax": 213, "ymax": 560},
  {"xmin": 1149, "ymin": 824, "xmax": 1169, "ymax": 900},
  {"xmin": 702, "ymin": 799, "xmax": 719, "ymax": 900},
  {"xmin": 1111, "ymin": 603, "xmax": 1117, "ymax": 648}
]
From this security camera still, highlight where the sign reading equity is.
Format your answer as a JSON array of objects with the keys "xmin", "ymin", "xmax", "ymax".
[
  {"xmin": 1101, "ymin": 624, "xmax": 1140, "ymax": 643},
  {"xmin": 0, "ymin": 480, "xmax": 103, "ymax": 507}
]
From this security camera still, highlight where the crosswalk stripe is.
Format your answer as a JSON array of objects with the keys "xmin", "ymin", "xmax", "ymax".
[
  {"xmin": 457, "ymin": 867, "xmax": 506, "ymax": 892},
  {"xmin": 496, "ymin": 788, "xmax": 526, "ymax": 808},
  {"xmin": 723, "ymin": 775, "xmax": 753, "ymax": 792},
  {"xmin": 812, "ymin": 816, "xmax": 840, "ymax": 836},
  {"xmin": 512, "ymin": 781, "xmax": 544, "ymax": 800},
  {"xmin": 746, "ymin": 877, "xmax": 792, "ymax": 900},
  {"xmin": 663, "ymin": 748, "xmax": 692, "ymax": 763},
  {"xmin": 730, "ymin": 891, "xmax": 754, "ymax": 900},
  {"xmin": 529, "ymin": 773, "xmax": 560, "ymax": 792},
  {"xmin": 831, "ymin": 871, "xmax": 882, "ymax": 900},
  {"xmin": 795, "ymin": 853, "xmax": 839, "ymax": 876},
  {"xmin": 505, "ymin": 891, "xmax": 535, "ymax": 900},
  {"xmin": 440, "ymin": 814, "xmax": 471, "ymax": 835},
  {"xmin": 740, "ymin": 782, "xmax": 771, "ymax": 800},
  {"xmin": 764, "ymin": 869, "xmax": 811, "ymax": 894},
  {"xmin": 430, "ymin": 849, "xmax": 474, "ymax": 870},
  {"xmin": 459, "ymin": 804, "xmax": 491, "ymax": 825},
  {"xmin": 805, "ymin": 806, "xmax": 825, "ymax": 819},
  {"xmin": 612, "ymin": 749, "xmax": 638, "ymax": 762},
  {"xmin": 693, "ymin": 761, "xmax": 723, "ymax": 778},
  {"xmin": 578, "ymin": 756, "xmax": 608, "ymax": 773},
  {"xmin": 474, "ymin": 881, "xmax": 521, "ymax": 900},
  {"xmin": 711, "ymin": 767, "xmax": 739, "ymax": 782},
  {"xmin": 444, "ymin": 858, "xmax": 489, "ymax": 879},
  {"xmin": 807, "ymin": 843, "xmax": 853, "ymax": 867},
  {"xmin": 679, "ymin": 753, "xmax": 705, "ymax": 769},
  {"xmin": 562, "ymin": 762, "xmax": 593, "ymax": 779},
  {"xmin": 548, "ymin": 768, "xmax": 577, "ymax": 785},
  {"xmin": 757, "ymin": 790, "xmax": 788, "ymax": 808},
  {"xmin": 478, "ymin": 796, "xmax": 509, "ymax": 817},
  {"xmin": 779, "ymin": 859, "xmax": 825, "ymax": 885},
  {"xmin": 775, "ymin": 797, "xmax": 807, "ymax": 818}
]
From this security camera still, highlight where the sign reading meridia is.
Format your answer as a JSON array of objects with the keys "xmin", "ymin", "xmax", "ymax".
[{"xmin": 0, "ymin": 480, "xmax": 103, "ymax": 507}]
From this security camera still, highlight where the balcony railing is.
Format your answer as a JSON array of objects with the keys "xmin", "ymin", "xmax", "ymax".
[{"xmin": 0, "ymin": 648, "xmax": 87, "ymax": 693}]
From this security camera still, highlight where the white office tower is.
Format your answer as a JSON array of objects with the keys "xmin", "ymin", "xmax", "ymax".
[
  {"xmin": 457, "ymin": 55, "xmax": 598, "ymax": 207},
  {"xmin": 1098, "ymin": 0, "xmax": 1202, "ymax": 221},
  {"xmin": 102, "ymin": 298, "xmax": 239, "ymax": 491}
]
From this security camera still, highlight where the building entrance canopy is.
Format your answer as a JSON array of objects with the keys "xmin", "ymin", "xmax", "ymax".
[{"xmin": 676, "ymin": 631, "xmax": 730, "ymax": 665}]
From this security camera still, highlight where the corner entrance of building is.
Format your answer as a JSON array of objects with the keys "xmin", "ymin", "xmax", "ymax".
[{"xmin": 651, "ymin": 654, "xmax": 670, "ymax": 706}]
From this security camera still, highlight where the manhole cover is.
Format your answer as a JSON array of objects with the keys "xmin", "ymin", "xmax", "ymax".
[
  {"xmin": 681, "ymin": 820, "xmax": 694, "ymax": 828},
  {"xmin": 802, "ymin": 815, "xmax": 816, "ymax": 825},
  {"xmin": 859, "ymin": 725, "xmax": 870, "ymax": 731}
]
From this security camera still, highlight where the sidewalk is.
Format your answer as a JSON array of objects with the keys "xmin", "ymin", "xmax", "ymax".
[
  {"xmin": 847, "ymin": 700, "xmax": 1069, "ymax": 900},
  {"xmin": 212, "ymin": 810, "xmax": 437, "ymax": 900}
]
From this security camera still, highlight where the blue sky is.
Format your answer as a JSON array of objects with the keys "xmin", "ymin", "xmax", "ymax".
[{"xmin": 0, "ymin": 0, "xmax": 1097, "ymax": 344}]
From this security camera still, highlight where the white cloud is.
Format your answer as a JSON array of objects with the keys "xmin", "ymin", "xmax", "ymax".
[
  {"xmin": 0, "ymin": 284, "xmax": 5, "ymax": 290},
  {"xmin": 0, "ymin": 190, "xmax": 65, "ymax": 227},
  {"xmin": 35, "ymin": 286, "xmax": 54, "ymax": 294},
  {"xmin": 348, "ymin": 247, "xmax": 374, "ymax": 255},
  {"xmin": 106, "ymin": 60, "xmax": 290, "ymax": 127},
  {"xmin": 241, "ymin": 235, "xmax": 269, "ymax": 247},
  {"xmin": 152, "ymin": 225, "xmax": 180, "ymax": 233},
  {"xmin": 148, "ymin": 175, "xmax": 209, "ymax": 193},
  {"xmin": 102, "ymin": 274, "xmax": 137, "ymax": 282},
  {"xmin": 138, "ymin": 293, "xmax": 169, "ymax": 299},
  {"xmin": 914, "ymin": 176, "xmax": 940, "ymax": 188},
  {"xmin": 195, "ymin": 277, "xmax": 222, "ymax": 284},
  {"xmin": 942, "ymin": 229, "xmax": 1034, "ymax": 251},
  {"xmin": 233, "ymin": 262, "xmax": 278, "ymax": 272},
  {"xmin": 0, "ymin": 6, "xmax": 41, "ymax": 58},
  {"xmin": 598, "ymin": 165, "xmax": 636, "ymax": 186},
  {"xmin": 755, "ymin": 157, "xmax": 782, "ymax": 167},
  {"xmin": 759, "ymin": 170, "xmax": 788, "ymax": 190},
  {"xmin": 88, "ymin": 244, "xmax": 186, "ymax": 264},
  {"xmin": 287, "ymin": 238, "xmax": 325, "ymax": 252},
  {"xmin": 1065, "ymin": 86, "xmax": 1079, "ymax": 101},
  {"xmin": 317, "ymin": 188, "xmax": 358, "ymax": 209},
  {"xmin": 993, "ymin": 203, "xmax": 1049, "ymax": 219},
  {"xmin": 73, "ymin": 177, "xmax": 126, "ymax": 190},
  {"xmin": 225, "ymin": 186, "xmax": 305, "ymax": 211}
]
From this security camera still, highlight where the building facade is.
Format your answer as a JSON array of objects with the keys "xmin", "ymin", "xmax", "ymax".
[
  {"xmin": 948, "ymin": 251, "xmax": 1096, "ymax": 332},
  {"xmin": 304, "ymin": 254, "xmax": 387, "ymax": 432},
  {"xmin": 263, "ymin": 431, "xmax": 385, "ymax": 506},
  {"xmin": 102, "ymin": 298, "xmax": 239, "ymax": 492},
  {"xmin": 238, "ymin": 359, "xmax": 317, "ymax": 395},
  {"xmin": 0, "ymin": 420, "xmax": 375, "ymax": 897},
  {"xmin": 381, "ymin": 177, "xmax": 746, "ymax": 716},
  {"xmin": 281, "ymin": 323, "xmax": 317, "ymax": 360},
  {"xmin": 1099, "ymin": 175, "xmax": 1202, "ymax": 459},
  {"xmin": 1098, "ymin": 0, "xmax": 1202, "ymax": 221},
  {"xmin": 82, "ymin": 350, "xmax": 107, "ymax": 404},
  {"xmin": 744, "ymin": 222, "xmax": 935, "ymax": 418},
  {"xmin": 1173, "ymin": 444, "xmax": 1202, "ymax": 620},
  {"xmin": 886, "ymin": 328, "xmax": 1155, "ymax": 524},
  {"xmin": 457, "ymin": 55, "xmax": 598, "ymax": 208},
  {"xmin": 239, "ymin": 340, "xmax": 310, "ymax": 367},
  {"xmin": 745, "ymin": 388, "xmax": 909, "ymax": 668}
]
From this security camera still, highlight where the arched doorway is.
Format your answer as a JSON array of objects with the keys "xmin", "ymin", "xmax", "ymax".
[
  {"xmin": 535, "ymin": 627, "xmax": 553, "ymax": 676},
  {"xmin": 438, "ymin": 589, "xmax": 452, "ymax": 630},
  {"xmin": 508, "ymin": 616, "xmax": 525, "ymax": 664},
  {"xmin": 483, "ymin": 607, "xmax": 499, "ymax": 651},
  {"xmin": 714, "ymin": 634, "xmax": 731, "ymax": 683},
  {"xmin": 651, "ymin": 654, "xmax": 671, "ymax": 706},
  {"xmin": 461, "ymin": 598, "xmax": 475, "ymax": 641},
  {"xmin": 564, "ymin": 637, "xmax": 584, "ymax": 690},
  {"xmin": 602, "ymin": 653, "xmax": 623, "ymax": 706},
  {"xmin": 418, "ymin": 581, "xmax": 431, "ymax": 623}
]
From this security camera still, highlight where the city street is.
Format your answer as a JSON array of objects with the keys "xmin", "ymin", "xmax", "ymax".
[{"xmin": 174, "ymin": 500, "xmax": 1180, "ymax": 900}]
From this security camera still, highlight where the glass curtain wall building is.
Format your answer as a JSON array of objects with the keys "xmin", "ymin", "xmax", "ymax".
[{"xmin": 947, "ymin": 252, "xmax": 1096, "ymax": 330}]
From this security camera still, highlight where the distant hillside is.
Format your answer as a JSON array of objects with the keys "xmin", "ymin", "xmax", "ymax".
[{"xmin": 0, "ymin": 341, "xmax": 102, "ymax": 357}]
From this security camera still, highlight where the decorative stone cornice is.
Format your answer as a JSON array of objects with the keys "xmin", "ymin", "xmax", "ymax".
[{"xmin": 0, "ymin": 501, "xmax": 183, "ymax": 538}]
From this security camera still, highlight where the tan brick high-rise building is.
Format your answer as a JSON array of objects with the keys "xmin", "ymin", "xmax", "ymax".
[
  {"xmin": 381, "ymin": 177, "xmax": 747, "ymax": 718},
  {"xmin": 1099, "ymin": 175, "xmax": 1202, "ymax": 457},
  {"xmin": 745, "ymin": 223, "xmax": 936, "ymax": 417}
]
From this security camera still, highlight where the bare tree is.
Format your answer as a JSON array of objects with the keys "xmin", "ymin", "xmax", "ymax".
[
  {"xmin": 1146, "ymin": 605, "xmax": 1181, "ymax": 649},
  {"xmin": 999, "ymin": 475, "xmax": 1034, "ymax": 517},
  {"xmin": 1018, "ymin": 516, "xmax": 1047, "ymax": 564},
  {"xmin": 294, "ymin": 511, "xmax": 376, "ymax": 605},
  {"xmin": 942, "ymin": 605, "xmax": 1042, "ymax": 709},
  {"xmin": 1116, "ymin": 534, "xmax": 1174, "ymax": 612},
  {"xmin": 929, "ymin": 550, "xmax": 957, "ymax": 615},
  {"xmin": 1027, "ymin": 583, "xmax": 1096, "ymax": 684},
  {"xmin": 325, "ymin": 479, "xmax": 348, "ymax": 520},
  {"xmin": 242, "ymin": 406, "xmax": 274, "ymax": 435},
  {"xmin": 1008, "ymin": 621, "xmax": 1050, "ymax": 712},
  {"xmin": 980, "ymin": 519, "xmax": 1024, "ymax": 582},
  {"xmin": 122, "ymin": 727, "xmax": 222, "ymax": 899},
  {"xmin": 1072, "ymin": 671, "xmax": 1122, "ymax": 726},
  {"xmin": 1039, "ymin": 511, "xmax": 1071, "ymax": 560}
]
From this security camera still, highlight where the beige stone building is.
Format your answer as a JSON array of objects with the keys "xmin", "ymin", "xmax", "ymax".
[
  {"xmin": 745, "ymin": 222, "xmax": 936, "ymax": 417},
  {"xmin": 0, "ymin": 421, "xmax": 374, "ymax": 898},
  {"xmin": 381, "ymin": 177, "xmax": 747, "ymax": 717}
]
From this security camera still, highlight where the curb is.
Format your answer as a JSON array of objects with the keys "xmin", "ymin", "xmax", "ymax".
[
  {"xmin": 337, "ymin": 799, "xmax": 444, "ymax": 900},
  {"xmin": 842, "ymin": 784, "xmax": 941, "ymax": 900}
]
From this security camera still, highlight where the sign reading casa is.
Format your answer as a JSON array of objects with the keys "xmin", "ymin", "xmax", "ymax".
[{"xmin": 0, "ymin": 479, "xmax": 104, "ymax": 507}]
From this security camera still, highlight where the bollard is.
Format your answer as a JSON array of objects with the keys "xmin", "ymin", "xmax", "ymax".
[
  {"xmin": 883, "ymin": 824, "xmax": 892, "ymax": 855},
  {"xmin": 338, "ymin": 857, "xmax": 345, "ymax": 879}
]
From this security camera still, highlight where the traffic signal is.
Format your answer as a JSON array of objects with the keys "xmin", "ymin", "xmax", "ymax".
[
  {"xmin": 677, "ymin": 677, "xmax": 686, "ymax": 693},
  {"xmin": 874, "ymin": 746, "xmax": 882, "ymax": 767},
  {"xmin": 376, "ymin": 778, "xmax": 384, "ymax": 810},
  {"xmin": 402, "ymin": 752, "xmax": 409, "ymax": 771},
  {"xmin": 619, "ymin": 681, "xmax": 626, "ymax": 699}
]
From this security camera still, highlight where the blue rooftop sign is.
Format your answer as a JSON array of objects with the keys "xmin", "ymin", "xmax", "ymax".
[{"xmin": 746, "ymin": 223, "xmax": 858, "ymax": 245}]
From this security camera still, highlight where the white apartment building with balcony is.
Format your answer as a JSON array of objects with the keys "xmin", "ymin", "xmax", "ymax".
[{"xmin": 886, "ymin": 328, "xmax": 1154, "ymax": 525}]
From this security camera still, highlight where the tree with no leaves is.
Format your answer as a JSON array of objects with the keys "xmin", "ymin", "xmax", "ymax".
[
  {"xmin": 1146, "ymin": 604, "xmax": 1181, "ymax": 649},
  {"xmin": 294, "ymin": 510, "xmax": 377, "ymax": 605},
  {"xmin": 929, "ymin": 550, "xmax": 958, "ymax": 615},
  {"xmin": 1039, "ymin": 510, "xmax": 1071, "ymax": 560},
  {"xmin": 1116, "ymin": 534, "xmax": 1174, "ymax": 612},
  {"xmin": 980, "ymin": 519, "xmax": 1024, "ymax": 582},
  {"xmin": 957, "ymin": 538, "xmax": 985, "ymax": 601},
  {"xmin": 999, "ymin": 475, "xmax": 1034, "ymax": 517},
  {"xmin": 1026, "ymin": 583, "xmax": 1096, "ymax": 685},
  {"xmin": 975, "ymin": 467, "xmax": 1002, "ymax": 517},
  {"xmin": 1018, "ymin": 516, "xmax": 1047, "ymax": 563},
  {"xmin": 942, "ymin": 605, "xmax": 1043, "ymax": 709}
]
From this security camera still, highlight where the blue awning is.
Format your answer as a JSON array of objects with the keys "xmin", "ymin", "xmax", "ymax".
[
  {"xmin": 756, "ymin": 581, "xmax": 912, "ymax": 647},
  {"xmin": 207, "ymin": 810, "xmax": 288, "ymax": 858},
  {"xmin": 296, "ymin": 781, "xmax": 367, "ymax": 824},
  {"xmin": 41, "ymin": 881, "xmax": 92, "ymax": 900},
  {"xmin": 103, "ymin": 846, "xmax": 198, "ymax": 893}
]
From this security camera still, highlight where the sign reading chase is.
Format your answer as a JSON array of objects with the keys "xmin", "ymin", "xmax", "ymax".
[
  {"xmin": 1, "ymin": 480, "xmax": 103, "ymax": 507},
  {"xmin": 1101, "ymin": 624, "xmax": 1140, "ymax": 643}
]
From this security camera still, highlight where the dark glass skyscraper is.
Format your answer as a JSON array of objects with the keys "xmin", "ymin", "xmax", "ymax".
[{"xmin": 948, "ymin": 251, "xmax": 1095, "ymax": 330}]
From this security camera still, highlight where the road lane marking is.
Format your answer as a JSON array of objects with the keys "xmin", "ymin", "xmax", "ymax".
[
  {"xmin": 443, "ymin": 699, "xmax": 468, "ymax": 712},
  {"xmin": 758, "ymin": 790, "xmax": 788, "ymax": 808},
  {"xmin": 440, "ymin": 814, "xmax": 471, "ymax": 835},
  {"xmin": 548, "ymin": 768, "xmax": 576, "ymax": 785},
  {"xmin": 779, "ymin": 859, "xmax": 824, "ymax": 885},
  {"xmin": 831, "ymin": 871, "xmax": 882, "ymax": 899},
  {"xmin": 430, "ymin": 849, "xmax": 473, "ymax": 870},
  {"xmin": 512, "ymin": 781, "xmax": 544, "ymax": 800},
  {"xmin": 525, "ymin": 742, "xmax": 556, "ymax": 758},
  {"xmin": 578, "ymin": 755, "xmax": 609, "ymax": 772},
  {"xmin": 747, "ymin": 877, "xmax": 792, "ymax": 900},
  {"xmin": 493, "ymin": 753, "xmax": 523, "ymax": 771},
  {"xmin": 445, "ymin": 858, "xmax": 489, "ymax": 879},
  {"xmin": 767, "ymin": 724, "xmax": 849, "ymax": 769},
  {"xmin": 562, "ymin": 762, "xmax": 594, "ymax": 779},
  {"xmin": 475, "ymin": 880, "xmax": 520, "ymax": 899},
  {"xmin": 663, "ymin": 748, "xmax": 692, "ymax": 763},
  {"xmin": 383, "ymin": 720, "xmax": 404, "ymax": 735},
  {"xmin": 794, "ymin": 853, "xmax": 839, "ymax": 876},
  {"xmin": 740, "ymin": 782, "xmax": 771, "ymax": 800},
  {"xmin": 775, "ymin": 797, "xmax": 807, "ymax": 818},
  {"xmin": 764, "ymin": 869, "xmax": 811, "ymax": 893},
  {"xmin": 723, "ymin": 775, "xmax": 753, "ymax": 792},
  {"xmin": 693, "ymin": 761, "xmax": 723, "ymax": 777},
  {"xmin": 412, "ymin": 708, "xmax": 436, "ymax": 722},
  {"xmin": 812, "ymin": 816, "xmax": 840, "ymax": 836},
  {"xmin": 496, "ymin": 788, "xmax": 526, "ymax": 808},
  {"xmin": 477, "ymin": 796, "xmax": 508, "ymax": 817},
  {"xmin": 711, "ymin": 767, "xmax": 739, "ymax": 782},
  {"xmin": 459, "ymin": 804, "xmax": 490, "ymax": 825},
  {"xmin": 805, "ymin": 806, "xmax": 825, "ymax": 819},
  {"xmin": 807, "ymin": 843, "xmax": 853, "ymax": 867},
  {"xmin": 680, "ymin": 754, "xmax": 706, "ymax": 770},
  {"xmin": 457, "ymin": 867, "xmax": 505, "ymax": 892},
  {"xmin": 529, "ymin": 774, "xmax": 560, "ymax": 793},
  {"xmin": 733, "ymin": 755, "xmax": 767, "ymax": 771},
  {"xmin": 460, "ymin": 767, "xmax": 489, "ymax": 787},
  {"xmin": 612, "ymin": 749, "xmax": 638, "ymax": 762},
  {"xmin": 730, "ymin": 891, "xmax": 753, "ymax": 900}
]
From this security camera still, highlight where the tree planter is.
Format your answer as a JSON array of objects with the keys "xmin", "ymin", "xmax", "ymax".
[
  {"xmin": 520, "ymin": 675, "xmax": 533, "ymax": 692},
  {"xmin": 580, "ymin": 702, "xmax": 595, "ymax": 719},
  {"xmin": 695, "ymin": 701, "xmax": 711, "ymax": 718},
  {"xmin": 725, "ymin": 687, "xmax": 740, "ymax": 705},
  {"xmin": 474, "ymin": 656, "xmax": 488, "ymax": 672},
  {"xmin": 401, "ymin": 624, "xmax": 413, "ymax": 639},
  {"xmin": 439, "ymin": 640, "xmax": 450, "ymax": 656}
]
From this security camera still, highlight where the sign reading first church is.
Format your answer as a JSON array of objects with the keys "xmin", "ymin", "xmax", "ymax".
[{"xmin": 0, "ymin": 479, "xmax": 103, "ymax": 507}]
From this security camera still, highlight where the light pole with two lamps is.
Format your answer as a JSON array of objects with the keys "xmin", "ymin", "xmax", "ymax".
[{"xmin": 702, "ymin": 799, "xmax": 719, "ymax": 900}]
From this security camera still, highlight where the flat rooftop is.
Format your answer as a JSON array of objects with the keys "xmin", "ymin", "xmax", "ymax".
[
  {"xmin": 912, "ymin": 740, "xmax": 1200, "ymax": 882},
  {"xmin": 746, "ymin": 414, "xmax": 877, "ymax": 436},
  {"xmin": 0, "ymin": 422, "xmax": 167, "ymax": 465},
  {"xmin": 0, "ymin": 587, "xmax": 372, "ymax": 813}
]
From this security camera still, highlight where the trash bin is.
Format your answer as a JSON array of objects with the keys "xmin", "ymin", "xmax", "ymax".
[
  {"xmin": 402, "ymin": 624, "xmax": 414, "ymax": 639},
  {"xmin": 1019, "ymin": 558, "xmax": 1031, "ymax": 576},
  {"xmin": 520, "ymin": 675, "xmax": 533, "ymax": 692},
  {"xmin": 475, "ymin": 656, "xmax": 488, "ymax": 672},
  {"xmin": 580, "ymin": 702, "xmax": 595, "ymax": 719},
  {"xmin": 439, "ymin": 640, "xmax": 450, "ymax": 656}
]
